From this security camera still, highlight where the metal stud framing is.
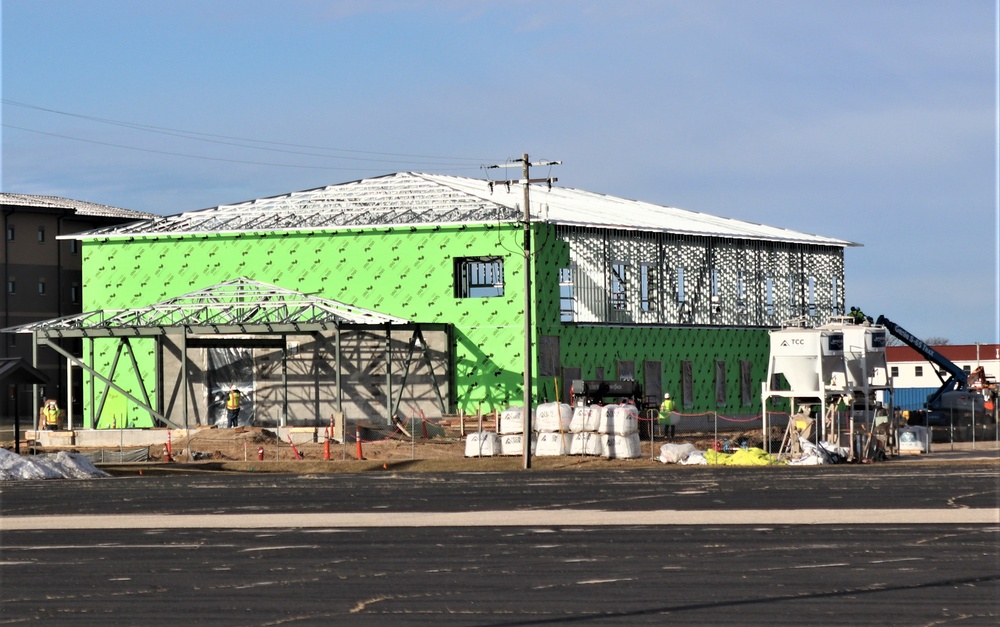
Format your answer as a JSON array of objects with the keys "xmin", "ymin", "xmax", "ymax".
[{"xmin": 557, "ymin": 226, "xmax": 845, "ymax": 327}]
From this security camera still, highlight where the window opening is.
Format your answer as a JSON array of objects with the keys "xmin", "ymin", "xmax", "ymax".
[
  {"xmin": 740, "ymin": 360, "xmax": 753, "ymax": 406},
  {"xmin": 610, "ymin": 262, "xmax": 627, "ymax": 310},
  {"xmin": 454, "ymin": 257, "xmax": 504, "ymax": 298},
  {"xmin": 710, "ymin": 266, "xmax": 720, "ymax": 313},
  {"xmin": 681, "ymin": 360, "xmax": 694, "ymax": 409},
  {"xmin": 640, "ymin": 263, "xmax": 656, "ymax": 312},
  {"xmin": 788, "ymin": 277, "xmax": 796, "ymax": 315},
  {"xmin": 737, "ymin": 270, "xmax": 746, "ymax": 310},
  {"xmin": 37, "ymin": 226, "xmax": 45, "ymax": 242},
  {"xmin": 715, "ymin": 360, "xmax": 727, "ymax": 407},
  {"xmin": 807, "ymin": 276, "xmax": 816, "ymax": 316},
  {"xmin": 559, "ymin": 268, "xmax": 574, "ymax": 321}
]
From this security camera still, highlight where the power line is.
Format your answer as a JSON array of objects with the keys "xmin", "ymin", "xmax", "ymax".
[
  {"xmin": 3, "ymin": 123, "xmax": 482, "ymax": 172},
  {"xmin": 2, "ymin": 99, "xmax": 498, "ymax": 167}
]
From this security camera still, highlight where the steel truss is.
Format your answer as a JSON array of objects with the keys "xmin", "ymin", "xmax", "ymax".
[{"xmin": 2, "ymin": 278, "xmax": 448, "ymax": 430}]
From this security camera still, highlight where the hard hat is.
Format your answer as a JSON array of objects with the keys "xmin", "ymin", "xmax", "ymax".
[{"xmin": 664, "ymin": 393, "xmax": 670, "ymax": 399}]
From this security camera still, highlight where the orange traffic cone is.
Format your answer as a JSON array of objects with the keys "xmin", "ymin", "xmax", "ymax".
[
  {"xmin": 164, "ymin": 431, "xmax": 174, "ymax": 463},
  {"xmin": 323, "ymin": 435, "xmax": 331, "ymax": 461},
  {"xmin": 355, "ymin": 425, "xmax": 363, "ymax": 460}
]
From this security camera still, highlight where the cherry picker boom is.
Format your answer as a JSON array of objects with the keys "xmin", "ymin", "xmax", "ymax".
[{"xmin": 876, "ymin": 315, "xmax": 997, "ymax": 438}]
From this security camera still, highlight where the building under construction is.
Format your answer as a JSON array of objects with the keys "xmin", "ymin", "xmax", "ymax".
[{"xmin": 4, "ymin": 172, "xmax": 854, "ymax": 430}]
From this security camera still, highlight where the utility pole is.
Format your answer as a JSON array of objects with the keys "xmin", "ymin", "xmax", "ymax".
[{"xmin": 485, "ymin": 153, "xmax": 560, "ymax": 469}]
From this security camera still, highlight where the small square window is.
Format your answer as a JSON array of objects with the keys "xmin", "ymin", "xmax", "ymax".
[
  {"xmin": 915, "ymin": 366, "xmax": 923, "ymax": 377},
  {"xmin": 37, "ymin": 281, "xmax": 46, "ymax": 295},
  {"xmin": 70, "ymin": 285, "xmax": 79, "ymax": 303},
  {"xmin": 6, "ymin": 280, "xmax": 15, "ymax": 294},
  {"xmin": 454, "ymin": 257, "xmax": 504, "ymax": 298},
  {"xmin": 37, "ymin": 226, "xmax": 45, "ymax": 242},
  {"xmin": 6, "ymin": 226, "xmax": 13, "ymax": 241},
  {"xmin": 890, "ymin": 366, "xmax": 899, "ymax": 377},
  {"xmin": 70, "ymin": 239, "xmax": 79, "ymax": 254}
]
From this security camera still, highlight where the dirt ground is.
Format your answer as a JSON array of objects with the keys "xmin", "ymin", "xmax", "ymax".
[
  {"xmin": 11, "ymin": 425, "xmax": 990, "ymax": 475},
  {"xmin": 5, "ymin": 426, "xmax": 721, "ymax": 473},
  {"xmin": 156, "ymin": 426, "xmax": 691, "ymax": 473}
]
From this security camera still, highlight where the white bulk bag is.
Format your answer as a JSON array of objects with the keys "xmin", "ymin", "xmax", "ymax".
[
  {"xmin": 569, "ymin": 431, "xmax": 603, "ymax": 456},
  {"xmin": 597, "ymin": 404, "xmax": 639, "ymax": 435},
  {"xmin": 535, "ymin": 432, "xmax": 570, "ymax": 456},
  {"xmin": 499, "ymin": 433, "xmax": 535, "ymax": 456},
  {"xmin": 595, "ymin": 405, "xmax": 616, "ymax": 434},
  {"xmin": 601, "ymin": 433, "xmax": 642, "ymax": 459},
  {"xmin": 534, "ymin": 402, "xmax": 573, "ymax": 433},
  {"xmin": 570, "ymin": 405, "xmax": 602, "ymax": 433},
  {"xmin": 569, "ymin": 406, "xmax": 590, "ymax": 433},
  {"xmin": 498, "ymin": 407, "xmax": 526, "ymax": 435},
  {"xmin": 464, "ymin": 431, "xmax": 499, "ymax": 457}
]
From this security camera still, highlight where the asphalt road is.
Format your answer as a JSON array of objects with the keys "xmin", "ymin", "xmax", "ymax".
[{"xmin": 2, "ymin": 465, "xmax": 998, "ymax": 625}]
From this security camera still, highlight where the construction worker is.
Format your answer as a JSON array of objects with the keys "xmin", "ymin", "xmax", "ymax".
[
  {"xmin": 40, "ymin": 398, "xmax": 62, "ymax": 431},
  {"xmin": 226, "ymin": 386, "xmax": 242, "ymax": 428},
  {"xmin": 659, "ymin": 393, "xmax": 677, "ymax": 439}
]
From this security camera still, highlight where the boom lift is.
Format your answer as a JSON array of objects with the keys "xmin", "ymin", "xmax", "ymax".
[{"xmin": 876, "ymin": 315, "xmax": 997, "ymax": 437}]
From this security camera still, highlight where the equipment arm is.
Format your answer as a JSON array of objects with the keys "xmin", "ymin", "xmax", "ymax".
[{"xmin": 877, "ymin": 314, "xmax": 969, "ymax": 409}]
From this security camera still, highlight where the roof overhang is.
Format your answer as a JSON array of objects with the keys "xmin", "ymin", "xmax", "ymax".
[{"xmin": 1, "ymin": 278, "xmax": 414, "ymax": 338}]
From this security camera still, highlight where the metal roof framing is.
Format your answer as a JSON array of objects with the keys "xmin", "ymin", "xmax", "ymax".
[
  {"xmin": 3, "ymin": 278, "xmax": 412, "ymax": 337},
  {"xmin": 67, "ymin": 172, "xmax": 854, "ymax": 247}
]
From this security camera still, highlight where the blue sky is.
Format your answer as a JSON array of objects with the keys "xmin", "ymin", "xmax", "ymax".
[{"xmin": 2, "ymin": 0, "xmax": 997, "ymax": 344}]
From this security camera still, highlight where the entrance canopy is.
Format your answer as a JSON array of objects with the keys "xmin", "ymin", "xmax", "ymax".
[
  {"xmin": 2, "ymin": 278, "xmax": 447, "ymax": 430},
  {"xmin": 4, "ymin": 277, "xmax": 410, "ymax": 338}
]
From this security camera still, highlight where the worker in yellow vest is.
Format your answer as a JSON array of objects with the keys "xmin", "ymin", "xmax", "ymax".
[
  {"xmin": 226, "ymin": 386, "xmax": 242, "ymax": 428},
  {"xmin": 40, "ymin": 398, "xmax": 62, "ymax": 431},
  {"xmin": 659, "ymin": 393, "xmax": 677, "ymax": 439}
]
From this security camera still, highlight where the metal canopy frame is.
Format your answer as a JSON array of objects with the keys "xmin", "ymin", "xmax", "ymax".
[{"xmin": 2, "ymin": 278, "xmax": 448, "ymax": 430}]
